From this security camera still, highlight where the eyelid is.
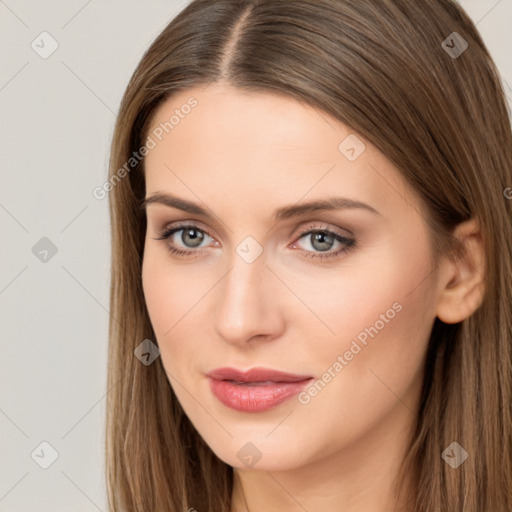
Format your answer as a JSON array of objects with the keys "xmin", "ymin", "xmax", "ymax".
[
  {"xmin": 291, "ymin": 221, "xmax": 352, "ymax": 240},
  {"xmin": 155, "ymin": 220, "xmax": 350, "ymax": 242},
  {"xmin": 153, "ymin": 219, "xmax": 215, "ymax": 239}
]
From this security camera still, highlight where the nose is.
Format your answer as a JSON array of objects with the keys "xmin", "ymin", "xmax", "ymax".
[{"xmin": 213, "ymin": 248, "xmax": 284, "ymax": 347}]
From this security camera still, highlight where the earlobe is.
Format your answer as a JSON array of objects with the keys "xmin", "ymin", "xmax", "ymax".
[{"xmin": 435, "ymin": 218, "xmax": 486, "ymax": 324}]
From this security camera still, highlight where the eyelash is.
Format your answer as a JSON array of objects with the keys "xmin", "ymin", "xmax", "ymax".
[{"xmin": 152, "ymin": 222, "xmax": 356, "ymax": 261}]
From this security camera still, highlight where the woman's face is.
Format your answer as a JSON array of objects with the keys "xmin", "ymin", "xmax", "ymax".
[{"xmin": 141, "ymin": 83, "xmax": 440, "ymax": 471}]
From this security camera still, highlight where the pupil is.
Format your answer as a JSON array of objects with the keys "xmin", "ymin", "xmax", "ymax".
[
  {"xmin": 183, "ymin": 228, "xmax": 204, "ymax": 247},
  {"xmin": 312, "ymin": 232, "xmax": 333, "ymax": 251}
]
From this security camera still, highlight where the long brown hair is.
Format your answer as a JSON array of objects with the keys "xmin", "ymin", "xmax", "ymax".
[{"xmin": 105, "ymin": 1, "xmax": 512, "ymax": 510}]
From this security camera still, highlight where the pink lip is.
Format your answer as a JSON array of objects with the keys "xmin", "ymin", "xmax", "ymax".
[{"xmin": 206, "ymin": 367, "xmax": 313, "ymax": 412}]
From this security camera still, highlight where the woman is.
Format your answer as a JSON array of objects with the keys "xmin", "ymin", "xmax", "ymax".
[{"xmin": 105, "ymin": 1, "xmax": 512, "ymax": 510}]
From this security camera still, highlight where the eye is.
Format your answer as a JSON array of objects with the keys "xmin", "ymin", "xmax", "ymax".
[
  {"xmin": 152, "ymin": 223, "xmax": 215, "ymax": 258},
  {"xmin": 152, "ymin": 222, "xmax": 356, "ymax": 261},
  {"xmin": 290, "ymin": 224, "xmax": 356, "ymax": 260}
]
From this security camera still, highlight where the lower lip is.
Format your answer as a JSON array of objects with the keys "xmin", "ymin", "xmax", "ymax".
[{"xmin": 208, "ymin": 377, "xmax": 312, "ymax": 412}]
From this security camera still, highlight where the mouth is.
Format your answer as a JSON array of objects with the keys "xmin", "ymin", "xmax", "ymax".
[{"xmin": 205, "ymin": 367, "xmax": 314, "ymax": 412}]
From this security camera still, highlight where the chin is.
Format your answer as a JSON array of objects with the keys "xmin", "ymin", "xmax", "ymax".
[{"xmin": 200, "ymin": 432, "xmax": 315, "ymax": 472}]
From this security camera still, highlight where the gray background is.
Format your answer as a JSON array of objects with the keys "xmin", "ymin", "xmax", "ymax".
[{"xmin": 1, "ymin": 1, "xmax": 511, "ymax": 510}]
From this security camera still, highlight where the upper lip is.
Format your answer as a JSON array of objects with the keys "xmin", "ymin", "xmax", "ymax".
[{"xmin": 206, "ymin": 367, "xmax": 313, "ymax": 383}]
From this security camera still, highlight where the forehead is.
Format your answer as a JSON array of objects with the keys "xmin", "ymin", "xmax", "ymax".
[
  {"xmin": 143, "ymin": 84, "xmax": 417, "ymax": 223},
  {"xmin": 147, "ymin": 84, "xmax": 349, "ymax": 164}
]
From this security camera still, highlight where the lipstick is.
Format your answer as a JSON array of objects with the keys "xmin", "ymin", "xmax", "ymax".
[{"xmin": 206, "ymin": 367, "xmax": 313, "ymax": 412}]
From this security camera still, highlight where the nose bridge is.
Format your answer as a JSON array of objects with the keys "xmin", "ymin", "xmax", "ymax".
[
  {"xmin": 214, "ymin": 241, "xmax": 280, "ymax": 344},
  {"xmin": 220, "ymin": 246, "xmax": 267, "ymax": 318}
]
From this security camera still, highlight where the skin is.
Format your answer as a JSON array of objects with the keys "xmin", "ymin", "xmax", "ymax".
[{"xmin": 141, "ymin": 83, "xmax": 485, "ymax": 512}]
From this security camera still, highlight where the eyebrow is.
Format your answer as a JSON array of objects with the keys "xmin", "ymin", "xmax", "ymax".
[{"xmin": 141, "ymin": 192, "xmax": 381, "ymax": 222}]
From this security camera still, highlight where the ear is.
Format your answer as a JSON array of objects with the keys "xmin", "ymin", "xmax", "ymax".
[{"xmin": 435, "ymin": 218, "xmax": 486, "ymax": 324}]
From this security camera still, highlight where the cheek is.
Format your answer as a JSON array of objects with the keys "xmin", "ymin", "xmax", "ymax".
[
  {"xmin": 294, "ymin": 234, "xmax": 428, "ymax": 355},
  {"xmin": 295, "ymin": 242, "xmax": 435, "ymax": 415},
  {"xmin": 142, "ymin": 248, "xmax": 201, "ymax": 332},
  {"xmin": 141, "ymin": 249, "xmax": 213, "ymax": 371}
]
